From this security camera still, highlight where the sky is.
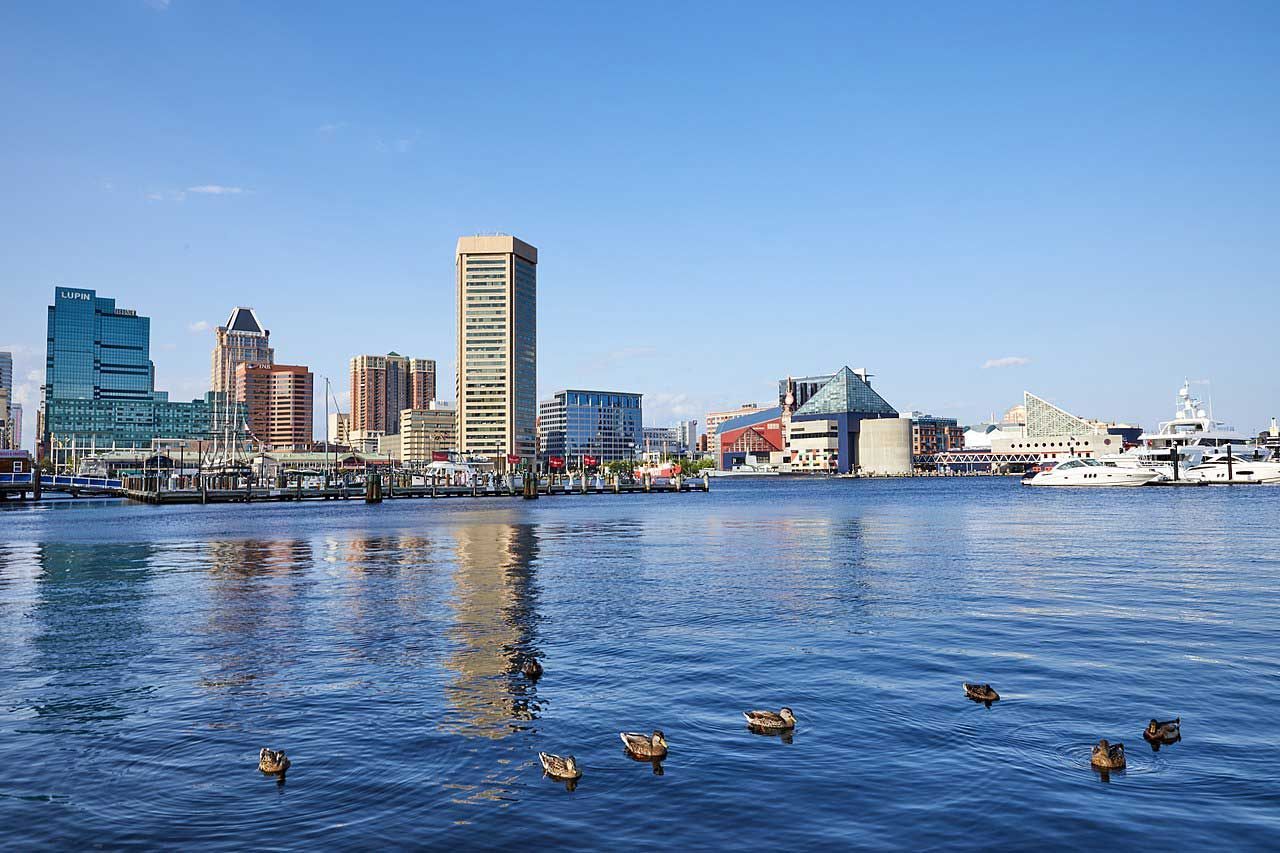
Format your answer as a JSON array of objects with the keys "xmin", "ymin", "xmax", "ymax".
[{"xmin": 2, "ymin": 1, "xmax": 1279, "ymax": 453}]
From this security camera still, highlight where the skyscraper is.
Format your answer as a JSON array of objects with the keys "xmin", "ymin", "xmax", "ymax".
[
  {"xmin": 235, "ymin": 363, "xmax": 314, "ymax": 450},
  {"xmin": 0, "ymin": 350, "xmax": 12, "ymax": 400},
  {"xmin": 211, "ymin": 307, "xmax": 273, "ymax": 395},
  {"xmin": 41, "ymin": 287, "xmax": 219, "ymax": 468},
  {"xmin": 350, "ymin": 353, "xmax": 435, "ymax": 435},
  {"xmin": 456, "ymin": 235, "xmax": 537, "ymax": 462}
]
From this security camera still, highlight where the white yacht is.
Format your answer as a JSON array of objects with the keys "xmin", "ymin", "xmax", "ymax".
[
  {"xmin": 1183, "ymin": 451, "xmax": 1280, "ymax": 484},
  {"xmin": 1103, "ymin": 380, "xmax": 1256, "ymax": 474},
  {"xmin": 1023, "ymin": 456, "xmax": 1163, "ymax": 487}
]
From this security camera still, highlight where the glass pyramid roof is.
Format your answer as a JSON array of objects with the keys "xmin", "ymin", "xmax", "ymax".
[
  {"xmin": 793, "ymin": 367, "xmax": 897, "ymax": 417},
  {"xmin": 1023, "ymin": 392, "xmax": 1099, "ymax": 437}
]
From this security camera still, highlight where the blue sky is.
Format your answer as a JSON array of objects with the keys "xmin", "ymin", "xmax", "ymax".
[{"xmin": 3, "ymin": 1, "xmax": 1279, "ymax": 451}]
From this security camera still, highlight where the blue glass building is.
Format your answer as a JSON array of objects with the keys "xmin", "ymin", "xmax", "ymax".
[
  {"xmin": 42, "ymin": 288, "xmax": 220, "ymax": 467},
  {"xmin": 538, "ymin": 389, "xmax": 643, "ymax": 464}
]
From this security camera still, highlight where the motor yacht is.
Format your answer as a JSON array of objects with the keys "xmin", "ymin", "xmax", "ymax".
[
  {"xmin": 1183, "ymin": 451, "xmax": 1280, "ymax": 484},
  {"xmin": 1103, "ymin": 380, "xmax": 1257, "ymax": 475},
  {"xmin": 1023, "ymin": 456, "xmax": 1163, "ymax": 487}
]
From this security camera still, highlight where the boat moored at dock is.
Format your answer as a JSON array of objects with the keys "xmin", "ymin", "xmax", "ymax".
[{"xmin": 1022, "ymin": 457, "xmax": 1164, "ymax": 487}]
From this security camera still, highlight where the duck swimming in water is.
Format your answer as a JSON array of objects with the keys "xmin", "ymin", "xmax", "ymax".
[
  {"xmin": 1090, "ymin": 740, "xmax": 1126, "ymax": 770},
  {"xmin": 963, "ymin": 683, "xmax": 1000, "ymax": 703},
  {"xmin": 1144, "ymin": 718, "xmax": 1181, "ymax": 743},
  {"xmin": 521, "ymin": 657, "xmax": 543, "ymax": 679},
  {"xmin": 744, "ymin": 707, "xmax": 797, "ymax": 731},
  {"xmin": 258, "ymin": 748, "xmax": 290, "ymax": 775},
  {"xmin": 620, "ymin": 731, "xmax": 668, "ymax": 760},
  {"xmin": 538, "ymin": 752, "xmax": 582, "ymax": 780}
]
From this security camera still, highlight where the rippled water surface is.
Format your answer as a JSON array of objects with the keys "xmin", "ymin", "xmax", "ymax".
[{"xmin": 2, "ymin": 479, "xmax": 1278, "ymax": 850}]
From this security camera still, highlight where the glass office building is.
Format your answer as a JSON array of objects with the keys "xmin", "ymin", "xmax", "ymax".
[
  {"xmin": 538, "ymin": 389, "xmax": 643, "ymax": 463},
  {"xmin": 42, "ymin": 287, "xmax": 221, "ymax": 467}
]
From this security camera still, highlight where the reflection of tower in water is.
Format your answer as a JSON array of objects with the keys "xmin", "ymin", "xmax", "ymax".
[{"xmin": 442, "ymin": 523, "xmax": 540, "ymax": 738}]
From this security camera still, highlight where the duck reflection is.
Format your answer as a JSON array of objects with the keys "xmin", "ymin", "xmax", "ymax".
[
  {"xmin": 28, "ymin": 543, "xmax": 157, "ymax": 725},
  {"xmin": 441, "ymin": 522, "xmax": 541, "ymax": 738}
]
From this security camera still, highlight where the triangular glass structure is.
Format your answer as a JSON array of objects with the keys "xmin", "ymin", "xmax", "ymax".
[
  {"xmin": 794, "ymin": 366, "xmax": 897, "ymax": 417},
  {"xmin": 1023, "ymin": 391, "xmax": 1097, "ymax": 437}
]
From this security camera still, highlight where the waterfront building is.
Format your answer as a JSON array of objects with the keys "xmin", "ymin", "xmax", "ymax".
[
  {"xmin": 903, "ymin": 412, "xmax": 964, "ymax": 455},
  {"xmin": 350, "ymin": 353, "xmax": 436, "ymax": 436},
  {"xmin": 786, "ymin": 367, "xmax": 899, "ymax": 474},
  {"xmin": 401, "ymin": 402, "xmax": 457, "ymax": 464},
  {"xmin": 327, "ymin": 412, "xmax": 351, "ymax": 446},
  {"xmin": 347, "ymin": 429, "xmax": 384, "ymax": 454},
  {"xmin": 717, "ymin": 406, "xmax": 786, "ymax": 470},
  {"xmin": 706, "ymin": 403, "xmax": 766, "ymax": 458},
  {"xmin": 377, "ymin": 432, "xmax": 402, "ymax": 462},
  {"xmin": 456, "ymin": 235, "xmax": 538, "ymax": 465},
  {"xmin": 538, "ymin": 389, "xmax": 642, "ymax": 464},
  {"xmin": 41, "ymin": 287, "xmax": 225, "ymax": 468},
  {"xmin": 9, "ymin": 402, "xmax": 21, "ymax": 451},
  {"xmin": 641, "ymin": 426, "xmax": 679, "ymax": 457},
  {"xmin": 990, "ymin": 391, "xmax": 1121, "ymax": 459},
  {"xmin": 211, "ymin": 307, "xmax": 273, "ymax": 396},
  {"xmin": 0, "ymin": 388, "xmax": 10, "ymax": 450},
  {"xmin": 235, "ymin": 363, "xmax": 313, "ymax": 451},
  {"xmin": 675, "ymin": 419, "xmax": 698, "ymax": 454}
]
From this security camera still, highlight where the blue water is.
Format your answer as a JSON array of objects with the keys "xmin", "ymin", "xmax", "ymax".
[{"xmin": 2, "ymin": 479, "xmax": 1278, "ymax": 850}]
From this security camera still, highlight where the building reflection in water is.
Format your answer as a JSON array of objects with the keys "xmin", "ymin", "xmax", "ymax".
[
  {"xmin": 441, "ymin": 522, "xmax": 541, "ymax": 740},
  {"xmin": 196, "ymin": 539, "xmax": 314, "ymax": 695},
  {"xmin": 25, "ymin": 542, "xmax": 158, "ymax": 726}
]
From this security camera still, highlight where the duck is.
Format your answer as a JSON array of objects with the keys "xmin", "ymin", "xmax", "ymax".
[
  {"xmin": 1090, "ymin": 740, "xmax": 1126, "ymax": 770},
  {"xmin": 258, "ymin": 747, "xmax": 291, "ymax": 775},
  {"xmin": 963, "ymin": 682, "xmax": 1000, "ymax": 703},
  {"xmin": 744, "ymin": 707, "xmax": 797, "ymax": 731},
  {"xmin": 1144, "ymin": 717, "xmax": 1181, "ymax": 743},
  {"xmin": 521, "ymin": 657, "xmax": 543, "ymax": 679},
  {"xmin": 538, "ymin": 752, "xmax": 582, "ymax": 780},
  {"xmin": 620, "ymin": 730, "xmax": 668, "ymax": 760}
]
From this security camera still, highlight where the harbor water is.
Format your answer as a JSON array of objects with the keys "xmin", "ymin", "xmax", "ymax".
[{"xmin": 1, "ymin": 479, "xmax": 1278, "ymax": 850}]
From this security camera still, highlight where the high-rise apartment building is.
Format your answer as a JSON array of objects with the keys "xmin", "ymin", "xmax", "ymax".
[
  {"xmin": 41, "ymin": 287, "xmax": 221, "ymax": 468},
  {"xmin": 0, "ymin": 351, "xmax": 12, "ymax": 451},
  {"xmin": 9, "ymin": 403, "xmax": 21, "ymax": 451},
  {"xmin": 456, "ymin": 235, "xmax": 537, "ymax": 462},
  {"xmin": 350, "ymin": 353, "xmax": 436, "ymax": 436},
  {"xmin": 409, "ymin": 358, "xmax": 436, "ymax": 409},
  {"xmin": 211, "ymin": 307, "xmax": 273, "ymax": 395},
  {"xmin": 0, "ymin": 350, "xmax": 12, "ymax": 399},
  {"xmin": 235, "ymin": 363, "xmax": 314, "ymax": 451}
]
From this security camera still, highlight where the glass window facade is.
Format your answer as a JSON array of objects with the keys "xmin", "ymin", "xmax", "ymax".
[
  {"xmin": 538, "ymin": 389, "xmax": 642, "ymax": 463},
  {"xmin": 42, "ymin": 288, "xmax": 220, "ymax": 466}
]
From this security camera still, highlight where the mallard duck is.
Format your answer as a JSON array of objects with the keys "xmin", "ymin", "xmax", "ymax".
[
  {"xmin": 258, "ymin": 747, "xmax": 290, "ymax": 774},
  {"xmin": 744, "ymin": 707, "xmax": 796, "ymax": 731},
  {"xmin": 1144, "ymin": 717, "xmax": 1180, "ymax": 742},
  {"xmin": 620, "ymin": 730, "xmax": 668, "ymax": 759},
  {"xmin": 538, "ymin": 752, "xmax": 581, "ymax": 780},
  {"xmin": 963, "ymin": 683, "xmax": 1000, "ymax": 703},
  {"xmin": 521, "ymin": 657, "xmax": 543, "ymax": 679},
  {"xmin": 1090, "ymin": 740, "xmax": 1125, "ymax": 770}
]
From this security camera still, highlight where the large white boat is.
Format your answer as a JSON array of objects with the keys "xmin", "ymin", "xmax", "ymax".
[
  {"xmin": 1103, "ymin": 380, "xmax": 1257, "ymax": 474},
  {"xmin": 1023, "ymin": 456, "xmax": 1163, "ymax": 487},
  {"xmin": 1183, "ymin": 451, "xmax": 1280, "ymax": 484},
  {"xmin": 706, "ymin": 463, "xmax": 780, "ymax": 477}
]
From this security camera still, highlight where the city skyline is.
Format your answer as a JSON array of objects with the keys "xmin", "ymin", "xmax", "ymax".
[{"xmin": 3, "ymin": 3, "xmax": 1280, "ymax": 453}]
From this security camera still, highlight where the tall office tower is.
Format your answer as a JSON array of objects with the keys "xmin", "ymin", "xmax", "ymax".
[
  {"xmin": 409, "ymin": 358, "xmax": 437, "ymax": 409},
  {"xmin": 211, "ymin": 307, "xmax": 273, "ymax": 394},
  {"xmin": 42, "ymin": 287, "xmax": 217, "ymax": 468},
  {"xmin": 235, "ymin": 363, "xmax": 314, "ymax": 451},
  {"xmin": 455, "ymin": 235, "xmax": 537, "ymax": 462},
  {"xmin": 10, "ymin": 403, "xmax": 21, "ymax": 450},
  {"xmin": 0, "ymin": 351, "xmax": 12, "ymax": 450}
]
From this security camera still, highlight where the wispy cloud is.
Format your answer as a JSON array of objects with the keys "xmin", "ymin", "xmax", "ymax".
[
  {"xmin": 187, "ymin": 184, "xmax": 246, "ymax": 195},
  {"xmin": 982, "ymin": 356, "xmax": 1031, "ymax": 369},
  {"xmin": 145, "ymin": 0, "xmax": 172, "ymax": 10},
  {"xmin": 646, "ymin": 391, "xmax": 700, "ymax": 421},
  {"xmin": 316, "ymin": 122, "xmax": 346, "ymax": 136},
  {"xmin": 188, "ymin": 320, "xmax": 210, "ymax": 333},
  {"xmin": 375, "ymin": 136, "xmax": 415, "ymax": 154},
  {"xmin": 146, "ymin": 189, "xmax": 186, "ymax": 202}
]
